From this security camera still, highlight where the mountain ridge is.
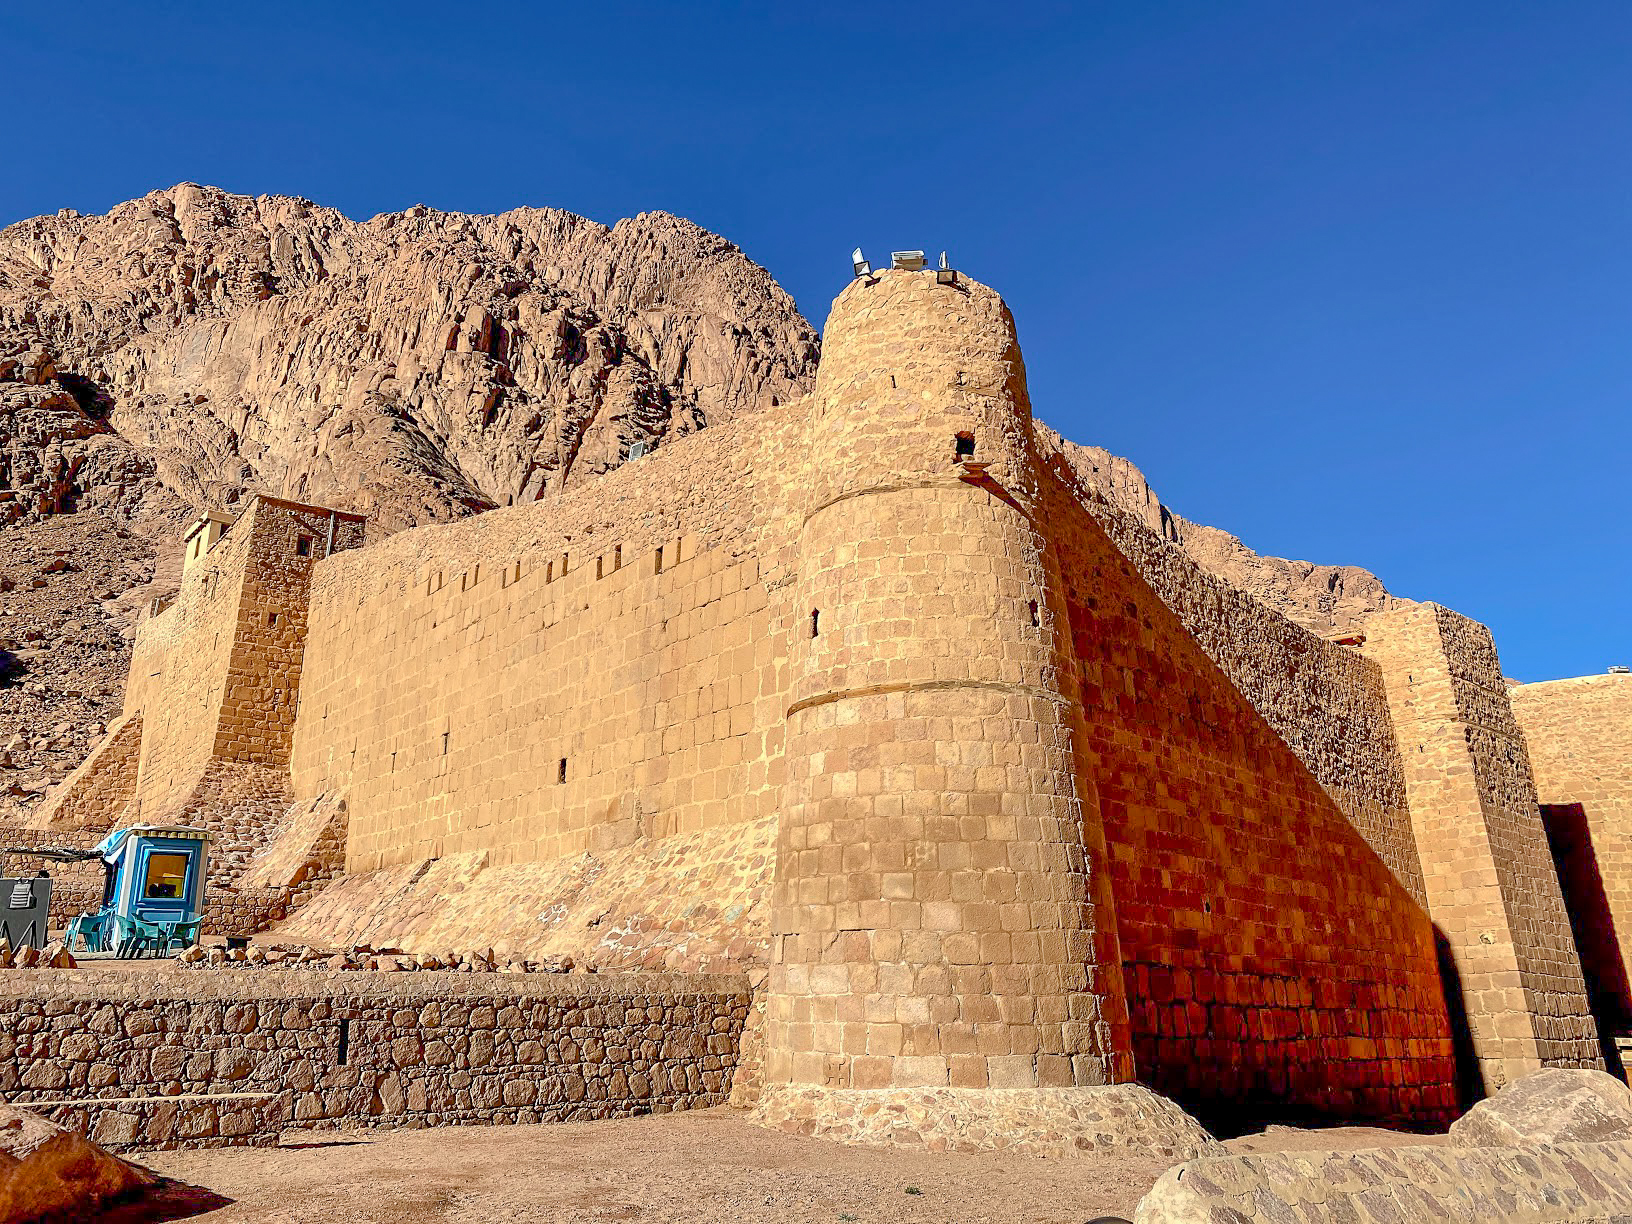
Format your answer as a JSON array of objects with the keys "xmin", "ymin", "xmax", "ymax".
[{"xmin": 0, "ymin": 184, "xmax": 1405, "ymax": 817}]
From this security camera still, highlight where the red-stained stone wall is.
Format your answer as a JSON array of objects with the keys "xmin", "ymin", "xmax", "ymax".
[{"xmin": 1045, "ymin": 488, "xmax": 1456, "ymax": 1125}]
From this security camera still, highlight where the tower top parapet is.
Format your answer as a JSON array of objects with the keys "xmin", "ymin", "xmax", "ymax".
[
  {"xmin": 850, "ymin": 247, "xmax": 958, "ymax": 283},
  {"xmin": 182, "ymin": 510, "xmax": 238, "ymax": 573},
  {"xmin": 808, "ymin": 265, "xmax": 1043, "ymax": 514}
]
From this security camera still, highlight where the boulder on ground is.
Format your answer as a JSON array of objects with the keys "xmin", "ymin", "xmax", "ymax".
[
  {"xmin": 1451, "ymin": 1067, "xmax": 1632, "ymax": 1147},
  {"xmin": 0, "ymin": 1103, "xmax": 152, "ymax": 1222}
]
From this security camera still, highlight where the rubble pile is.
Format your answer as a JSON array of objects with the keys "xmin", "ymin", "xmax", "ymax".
[
  {"xmin": 0, "ymin": 938, "xmax": 76, "ymax": 969},
  {"xmin": 177, "ymin": 942, "xmax": 583, "ymax": 974}
]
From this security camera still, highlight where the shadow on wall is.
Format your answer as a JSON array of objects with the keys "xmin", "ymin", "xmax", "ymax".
[
  {"xmin": 1039, "ymin": 459, "xmax": 1459, "ymax": 1131},
  {"xmin": 1434, "ymin": 928, "xmax": 1485, "ymax": 1112},
  {"xmin": 1541, "ymin": 801, "xmax": 1631, "ymax": 1077}
]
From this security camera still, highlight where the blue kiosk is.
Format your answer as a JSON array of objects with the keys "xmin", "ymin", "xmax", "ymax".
[{"xmin": 13, "ymin": 825, "xmax": 213, "ymax": 957}]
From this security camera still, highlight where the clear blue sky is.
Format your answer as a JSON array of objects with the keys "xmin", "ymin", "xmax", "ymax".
[{"xmin": 6, "ymin": 2, "xmax": 1628, "ymax": 680}]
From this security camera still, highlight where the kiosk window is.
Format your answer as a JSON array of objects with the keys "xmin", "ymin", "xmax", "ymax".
[{"xmin": 143, "ymin": 853, "xmax": 189, "ymax": 900}]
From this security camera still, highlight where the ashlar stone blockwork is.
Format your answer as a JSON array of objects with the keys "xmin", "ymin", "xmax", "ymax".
[
  {"xmin": 1365, "ymin": 604, "xmax": 1601, "ymax": 1094},
  {"xmin": 1513, "ymin": 673, "xmax": 1632, "ymax": 1031},
  {"xmin": 62, "ymin": 266, "xmax": 1631, "ymax": 1142}
]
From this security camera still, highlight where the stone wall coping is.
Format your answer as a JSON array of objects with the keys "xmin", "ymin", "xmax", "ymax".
[
  {"xmin": 30, "ymin": 1091, "xmax": 283, "ymax": 1107},
  {"xmin": 0, "ymin": 968, "xmax": 751, "ymax": 1005}
]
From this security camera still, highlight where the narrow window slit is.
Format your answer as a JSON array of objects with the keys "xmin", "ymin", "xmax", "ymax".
[
  {"xmin": 558, "ymin": 758, "xmax": 569, "ymax": 784},
  {"xmin": 1028, "ymin": 600, "xmax": 1040, "ymax": 627},
  {"xmin": 810, "ymin": 609, "xmax": 820, "ymax": 638},
  {"xmin": 337, "ymin": 1018, "xmax": 351, "ymax": 1066},
  {"xmin": 654, "ymin": 546, "xmax": 664, "ymax": 575}
]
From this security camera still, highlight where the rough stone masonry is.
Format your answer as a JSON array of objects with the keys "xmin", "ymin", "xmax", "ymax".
[{"xmin": 19, "ymin": 266, "xmax": 1630, "ymax": 1147}]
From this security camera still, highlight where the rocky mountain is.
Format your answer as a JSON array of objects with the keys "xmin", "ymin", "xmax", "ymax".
[
  {"xmin": 0, "ymin": 184, "xmax": 1402, "ymax": 815},
  {"xmin": 0, "ymin": 183, "xmax": 819, "ymax": 531}
]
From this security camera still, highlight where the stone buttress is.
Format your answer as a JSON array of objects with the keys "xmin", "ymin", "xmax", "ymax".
[
  {"xmin": 92, "ymin": 497, "xmax": 365, "ymax": 878},
  {"xmin": 1365, "ymin": 604, "xmax": 1603, "ymax": 1096}
]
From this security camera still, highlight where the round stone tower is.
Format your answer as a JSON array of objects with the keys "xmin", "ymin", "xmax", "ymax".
[{"xmin": 758, "ymin": 268, "xmax": 1136, "ymax": 1126}]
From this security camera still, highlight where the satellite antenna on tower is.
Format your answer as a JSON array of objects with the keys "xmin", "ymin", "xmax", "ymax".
[
  {"xmin": 852, "ymin": 248, "xmax": 871, "ymax": 278},
  {"xmin": 939, "ymin": 251, "xmax": 948, "ymax": 270}
]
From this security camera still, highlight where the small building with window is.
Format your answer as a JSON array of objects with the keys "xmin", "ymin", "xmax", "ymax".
[{"xmin": 92, "ymin": 825, "xmax": 212, "ymax": 930}]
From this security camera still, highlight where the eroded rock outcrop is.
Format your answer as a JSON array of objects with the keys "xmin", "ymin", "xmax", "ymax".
[{"xmin": 0, "ymin": 1103, "xmax": 152, "ymax": 1222}]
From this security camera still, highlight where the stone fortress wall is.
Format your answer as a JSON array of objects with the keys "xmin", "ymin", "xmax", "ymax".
[
  {"xmin": 294, "ymin": 532, "xmax": 778, "ymax": 872},
  {"xmin": 1512, "ymin": 673, "xmax": 1632, "ymax": 1031},
  {"xmin": 1365, "ymin": 605, "xmax": 1603, "ymax": 1097},
  {"xmin": 289, "ymin": 271, "xmax": 1462, "ymax": 1127},
  {"xmin": 37, "ymin": 266, "xmax": 1632, "ymax": 1138},
  {"xmin": 1045, "ymin": 481, "xmax": 1452, "ymax": 1122},
  {"xmin": 766, "ymin": 272, "xmax": 1136, "ymax": 1111},
  {"xmin": 759, "ymin": 271, "xmax": 1456, "ymax": 1128}
]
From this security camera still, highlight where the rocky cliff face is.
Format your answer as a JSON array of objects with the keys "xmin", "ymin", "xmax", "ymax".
[
  {"xmin": 0, "ymin": 184, "xmax": 1402, "ymax": 815},
  {"xmin": 0, "ymin": 183, "xmax": 819, "ymax": 530}
]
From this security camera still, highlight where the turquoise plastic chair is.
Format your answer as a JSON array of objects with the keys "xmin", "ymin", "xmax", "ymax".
[
  {"xmin": 64, "ymin": 910, "xmax": 110, "ymax": 954},
  {"xmin": 113, "ymin": 912, "xmax": 169, "ymax": 958},
  {"xmin": 163, "ymin": 918, "xmax": 202, "ymax": 954}
]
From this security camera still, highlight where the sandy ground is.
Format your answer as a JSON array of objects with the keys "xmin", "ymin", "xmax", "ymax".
[{"xmin": 95, "ymin": 1108, "xmax": 1445, "ymax": 1224}]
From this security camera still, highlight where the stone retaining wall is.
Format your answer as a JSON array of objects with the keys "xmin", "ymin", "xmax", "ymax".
[
  {"xmin": 0, "ymin": 969, "xmax": 749, "ymax": 1132},
  {"xmin": 205, "ymin": 886, "xmax": 296, "ymax": 937},
  {"xmin": 33, "ymin": 1091, "xmax": 286, "ymax": 1152}
]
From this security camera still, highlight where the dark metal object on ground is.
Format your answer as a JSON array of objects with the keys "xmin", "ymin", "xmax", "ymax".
[{"xmin": 0, "ymin": 876, "xmax": 51, "ymax": 947}]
